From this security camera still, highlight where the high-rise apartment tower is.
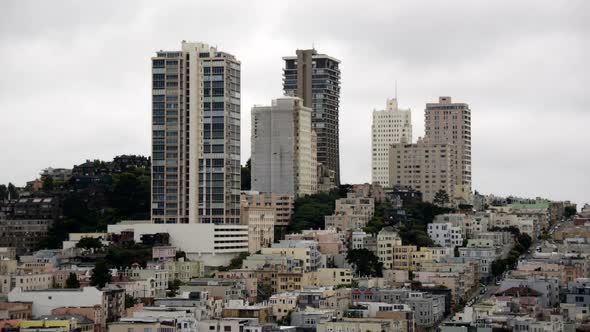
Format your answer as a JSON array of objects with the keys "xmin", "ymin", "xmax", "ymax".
[
  {"xmin": 425, "ymin": 96, "xmax": 471, "ymax": 201},
  {"xmin": 283, "ymin": 49, "xmax": 341, "ymax": 186},
  {"xmin": 151, "ymin": 41, "xmax": 241, "ymax": 224},
  {"xmin": 251, "ymin": 97, "xmax": 317, "ymax": 197},
  {"xmin": 371, "ymin": 98, "xmax": 412, "ymax": 185}
]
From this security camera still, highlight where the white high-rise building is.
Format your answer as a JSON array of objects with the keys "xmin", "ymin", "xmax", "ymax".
[
  {"xmin": 151, "ymin": 41, "xmax": 241, "ymax": 224},
  {"xmin": 371, "ymin": 98, "xmax": 412, "ymax": 185},
  {"xmin": 251, "ymin": 97, "xmax": 317, "ymax": 197}
]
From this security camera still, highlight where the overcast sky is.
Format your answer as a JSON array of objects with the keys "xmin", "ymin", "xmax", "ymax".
[{"xmin": 0, "ymin": 0, "xmax": 588, "ymax": 206}]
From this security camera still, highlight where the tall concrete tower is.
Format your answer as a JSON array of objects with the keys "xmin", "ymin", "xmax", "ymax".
[
  {"xmin": 371, "ymin": 98, "xmax": 413, "ymax": 186},
  {"xmin": 151, "ymin": 41, "xmax": 241, "ymax": 224},
  {"xmin": 283, "ymin": 49, "xmax": 341, "ymax": 187},
  {"xmin": 425, "ymin": 96, "xmax": 472, "ymax": 201},
  {"xmin": 251, "ymin": 97, "xmax": 317, "ymax": 197}
]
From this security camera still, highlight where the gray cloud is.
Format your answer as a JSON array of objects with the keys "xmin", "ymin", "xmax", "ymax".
[{"xmin": 0, "ymin": 0, "xmax": 588, "ymax": 206}]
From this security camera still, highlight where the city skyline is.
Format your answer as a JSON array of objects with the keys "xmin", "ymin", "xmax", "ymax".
[{"xmin": 0, "ymin": 1, "xmax": 588, "ymax": 206}]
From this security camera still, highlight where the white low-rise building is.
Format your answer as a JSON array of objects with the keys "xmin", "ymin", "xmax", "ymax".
[
  {"xmin": 377, "ymin": 227, "xmax": 403, "ymax": 270},
  {"xmin": 240, "ymin": 205, "xmax": 275, "ymax": 254},
  {"xmin": 262, "ymin": 240, "xmax": 322, "ymax": 272},
  {"xmin": 434, "ymin": 213, "xmax": 484, "ymax": 237},
  {"xmin": 352, "ymin": 230, "xmax": 369, "ymax": 250},
  {"xmin": 458, "ymin": 247, "xmax": 499, "ymax": 276},
  {"xmin": 106, "ymin": 279, "xmax": 154, "ymax": 298},
  {"xmin": 269, "ymin": 292, "xmax": 299, "ymax": 321},
  {"xmin": 8, "ymin": 287, "xmax": 123, "ymax": 318},
  {"xmin": 119, "ymin": 265, "xmax": 169, "ymax": 297},
  {"xmin": 425, "ymin": 247, "xmax": 454, "ymax": 263},
  {"xmin": 107, "ymin": 221, "xmax": 248, "ymax": 267},
  {"xmin": 489, "ymin": 213, "xmax": 540, "ymax": 238},
  {"xmin": 428, "ymin": 223, "xmax": 463, "ymax": 248},
  {"xmin": 0, "ymin": 273, "xmax": 54, "ymax": 297}
]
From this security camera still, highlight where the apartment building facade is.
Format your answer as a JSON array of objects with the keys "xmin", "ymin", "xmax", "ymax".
[
  {"xmin": 377, "ymin": 227, "xmax": 403, "ymax": 270},
  {"xmin": 151, "ymin": 41, "xmax": 241, "ymax": 224},
  {"xmin": 240, "ymin": 191, "xmax": 294, "ymax": 228},
  {"xmin": 388, "ymin": 97, "xmax": 472, "ymax": 204},
  {"xmin": 240, "ymin": 205, "xmax": 275, "ymax": 254},
  {"xmin": 371, "ymin": 98, "xmax": 412, "ymax": 186},
  {"xmin": 425, "ymin": 96, "xmax": 472, "ymax": 202},
  {"xmin": 389, "ymin": 138, "xmax": 457, "ymax": 203},
  {"xmin": 283, "ymin": 49, "xmax": 341, "ymax": 186},
  {"xmin": 251, "ymin": 97, "xmax": 317, "ymax": 197},
  {"xmin": 427, "ymin": 222, "xmax": 464, "ymax": 248}
]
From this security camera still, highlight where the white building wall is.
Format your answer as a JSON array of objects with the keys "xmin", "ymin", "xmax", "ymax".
[
  {"xmin": 241, "ymin": 206, "xmax": 275, "ymax": 254},
  {"xmin": 371, "ymin": 98, "xmax": 412, "ymax": 186},
  {"xmin": 251, "ymin": 97, "xmax": 316, "ymax": 197},
  {"xmin": 352, "ymin": 231, "xmax": 368, "ymax": 250},
  {"xmin": 108, "ymin": 222, "xmax": 248, "ymax": 266},
  {"xmin": 8, "ymin": 287, "xmax": 103, "ymax": 317},
  {"xmin": 377, "ymin": 229, "xmax": 403, "ymax": 269},
  {"xmin": 427, "ymin": 223, "xmax": 464, "ymax": 248},
  {"xmin": 426, "ymin": 247, "xmax": 454, "ymax": 262}
]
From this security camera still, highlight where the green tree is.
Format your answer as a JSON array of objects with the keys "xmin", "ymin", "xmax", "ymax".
[
  {"xmin": 346, "ymin": 249, "xmax": 383, "ymax": 277},
  {"xmin": 218, "ymin": 252, "xmax": 249, "ymax": 272},
  {"xmin": 335, "ymin": 280, "xmax": 358, "ymax": 289},
  {"xmin": 276, "ymin": 310, "xmax": 293, "ymax": 326},
  {"xmin": 539, "ymin": 232, "xmax": 551, "ymax": 240},
  {"xmin": 517, "ymin": 233, "xmax": 532, "ymax": 250},
  {"xmin": 90, "ymin": 260, "xmax": 112, "ymax": 288},
  {"xmin": 42, "ymin": 177, "xmax": 55, "ymax": 192},
  {"xmin": 76, "ymin": 237, "xmax": 103, "ymax": 250},
  {"xmin": 513, "ymin": 243, "xmax": 525, "ymax": 254},
  {"xmin": 506, "ymin": 226, "xmax": 521, "ymax": 236},
  {"xmin": 176, "ymin": 251, "xmax": 187, "ymax": 260},
  {"xmin": 7, "ymin": 183, "xmax": 18, "ymax": 199},
  {"xmin": 167, "ymin": 279, "xmax": 182, "ymax": 297},
  {"xmin": 406, "ymin": 202, "xmax": 455, "ymax": 226},
  {"xmin": 34, "ymin": 156, "xmax": 152, "ymax": 250},
  {"xmin": 363, "ymin": 201, "xmax": 397, "ymax": 234},
  {"xmin": 241, "ymin": 158, "xmax": 251, "ymax": 190},
  {"xmin": 65, "ymin": 272, "xmax": 80, "ymax": 288},
  {"xmin": 491, "ymin": 259, "xmax": 506, "ymax": 277},
  {"xmin": 433, "ymin": 189, "xmax": 450, "ymax": 207},
  {"xmin": 398, "ymin": 224, "xmax": 435, "ymax": 247},
  {"xmin": 105, "ymin": 243, "xmax": 152, "ymax": 269},
  {"xmin": 125, "ymin": 294, "xmax": 138, "ymax": 308},
  {"xmin": 564, "ymin": 206, "xmax": 576, "ymax": 219},
  {"xmin": 505, "ymin": 255, "xmax": 518, "ymax": 269},
  {"xmin": 257, "ymin": 283, "xmax": 273, "ymax": 303},
  {"xmin": 0, "ymin": 184, "xmax": 7, "ymax": 201},
  {"xmin": 111, "ymin": 172, "xmax": 149, "ymax": 218},
  {"xmin": 289, "ymin": 191, "xmax": 344, "ymax": 232}
]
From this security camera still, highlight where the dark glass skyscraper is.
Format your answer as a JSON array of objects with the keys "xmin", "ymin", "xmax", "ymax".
[{"xmin": 283, "ymin": 49, "xmax": 341, "ymax": 186}]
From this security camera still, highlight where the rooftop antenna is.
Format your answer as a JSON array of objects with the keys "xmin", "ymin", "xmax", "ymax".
[{"xmin": 395, "ymin": 80, "xmax": 398, "ymax": 100}]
